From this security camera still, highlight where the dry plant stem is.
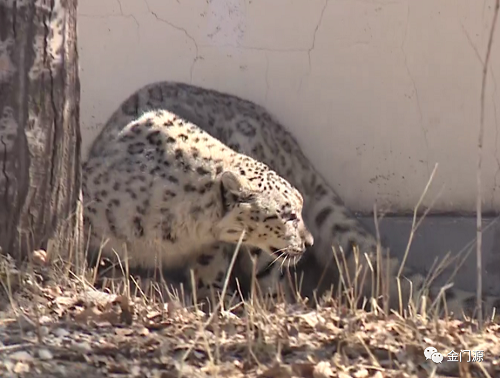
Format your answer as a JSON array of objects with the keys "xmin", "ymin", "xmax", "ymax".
[
  {"xmin": 397, "ymin": 163, "xmax": 438, "ymax": 278},
  {"xmin": 218, "ymin": 229, "xmax": 245, "ymax": 312},
  {"xmin": 395, "ymin": 163, "xmax": 438, "ymax": 313},
  {"xmin": 182, "ymin": 230, "xmax": 246, "ymax": 364},
  {"xmin": 477, "ymin": 0, "xmax": 500, "ymax": 328},
  {"xmin": 372, "ymin": 204, "xmax": 384, "ymax": 312}
]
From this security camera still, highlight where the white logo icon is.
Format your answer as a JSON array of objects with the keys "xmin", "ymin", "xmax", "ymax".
[
  {"xmin": 431, "ymin": 352, "xmax": 444, "ymax": 363},
  {"xmin": 424, "ymin": 347, "xmax": 438, "ymax": 360},
  {"xmin": 424, "ymin": 346, "xmax": 444, "ymax": 364}
]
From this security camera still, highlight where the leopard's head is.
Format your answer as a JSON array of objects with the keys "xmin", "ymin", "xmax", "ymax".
[{"xmin": 214, "ymin": 161, "xmax": 313, "ymax": 264}]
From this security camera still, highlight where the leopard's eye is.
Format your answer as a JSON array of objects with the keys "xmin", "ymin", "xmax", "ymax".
[{"xmin": 288, "ymin": 213, "xmax": 298, "ymax": 222}]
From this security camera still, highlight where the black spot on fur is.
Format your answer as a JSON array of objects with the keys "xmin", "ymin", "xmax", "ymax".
[
  {"xmin": 197, "ymin": 254, "xmax": 213, "ymax": 266},
  {"xmin": 236, "ymin": 120, "xmax": 256, "ymax": 137},
  {"xmin": 125, "ymin": 188, "xmax": 137, "ymax": 199},
  {"xmin": 161, "ymin": 223, "xmax": 176, "ymax": 242},
  {"xmin": 177, "ymin": 161, "xmax": 191, "ymax": 173},
  {"xmin": 256, "ymin": 263, "xmax": 274, "ymax": 279},
  {"xmin": 191, "ymin": 148, "xmax": 200, "ymax": 159},
  {"xmin": 204, "ymin": 200, "xmax": 216, "ymax": 208},
  {"xmin": 315, "ymin": 208, "xmax": 333, "ymax": 227},
  {"xmin": 315, "ymin": 185, "xmax": 327, "ymax": 198},
  {"xmin": 215, "ymin": 272, "xmax": 225, "ymax": 283},
  {"xmin": 127, "ymin": 142, "xmax": 145, "ymax": 155},
  {"xmin": 105, "ymin": 208, "xmax": 117, "ymax": 236},
  {"xmin": 191, "ymin": 206, "xmax": 202, "ymax": 215},
  {"xmin": 109, "ymin": 198, "xmax": 120, "ymax": 206},
  {"xmin": 333, "ymin": 196, "xmax": 344, "ymax": 206},
  {"xmin": 168, "ymin": 176, "xmax": 179, "ymax": 184},
  {"xmin": 121, "ymin": 94, "xmax": 140, "ymax": 116},
  {"xmin": 149, "ymin": 166, "xmax": 161, "ymax": 175},
  {"xmin": 184, "ymin": 184, "xmax": 197, "ymax": 192},
  {"xmin": 443, "ymin": 289, "xmax": 456, "ymax": 301},
  {"xmin": 163, "ymin": 190, "xmax": 176, "ymax": 200},
  {"xmin": 146, "ymin": 130, "xmax": 161, "ymax": 146},
  {"xmin": 133, "ymin": 217, "xmax": 144, "ymax": 237},
  {"xmin": 332, "ymin": 224, "xmax": 351, "ymax": 234},
  {"xmin": 196, "ymin": 167, "xmax": 210, "ymax": 176},
  {"xmin": 249, "ymin": 248, "xmax": 262, "ymax": 257}
]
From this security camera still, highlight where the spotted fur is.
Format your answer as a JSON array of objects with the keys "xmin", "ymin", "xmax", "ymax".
[
  {"xmin": 83, "ymin": 109, "xmax": 313, "ymax": 303},
  {"xmin": 86, "ymin": 81, "xmax": 500, "ymax": 318}
]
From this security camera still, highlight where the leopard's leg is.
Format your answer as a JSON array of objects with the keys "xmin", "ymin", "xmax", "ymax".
[
  {"xmin": 234, "ymin": 247, "xmax": 295, "ymax": 306},
  {"xmin": 190, "ymin": 243, "xmax": 242, "ymax": 312}
]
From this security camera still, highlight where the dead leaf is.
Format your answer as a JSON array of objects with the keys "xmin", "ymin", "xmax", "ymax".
[
  {"xmin": 32, "ymin": 249, "xmax": 47, "ymax": 265},
  {"xmin": 258, "ymin": 364, "xmax": 293, "ymax": 378},
  {"xmin": 115, "ymin": 295, "xmax": 134, "ymax": 325},
  {"xmin": 312, "ymin": 362, "xmax": 334, "ymax": 378},
  {"xmin": 353, "ymin": 368, "xmax": 369, "ymax": 378},
  {"xmin": 13, "ymin": 361, "xmax": 30, "ymax": 374},
  {"xmin": 74, "ymin": 306, "xmax": 103, "ymax": 324},
  {"xmin": 291, "ymin": 363, "xmax": 315, "ymax": 377}
]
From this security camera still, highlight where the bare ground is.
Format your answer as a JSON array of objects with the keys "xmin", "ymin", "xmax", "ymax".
[{"xmin": 1, "ymin": 253, "xmax": 499, "ymax": 378}]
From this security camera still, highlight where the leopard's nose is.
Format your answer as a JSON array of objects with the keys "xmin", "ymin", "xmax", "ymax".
[{"xmin": 304, "ymin": 232, "xmax": 314, "ymax": 248}]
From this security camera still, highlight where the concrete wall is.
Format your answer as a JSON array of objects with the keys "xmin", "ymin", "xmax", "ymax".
[
  {"xmin": 78, "ymin": 1, "xmax": 500, "ymax": 293},
  {"xmin": 79, "ymin": 0, "xmax": 500, "ymax": 215}
]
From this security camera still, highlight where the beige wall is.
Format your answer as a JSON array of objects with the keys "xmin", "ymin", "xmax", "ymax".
[{"xmin": 79, "ymin": 0, "xmax": 500, "ymax": 214}]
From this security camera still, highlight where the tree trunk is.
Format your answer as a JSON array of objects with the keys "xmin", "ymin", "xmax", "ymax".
[{"xmin": 0, "ymin": 0, "xmax": 83, "ymax": 271}]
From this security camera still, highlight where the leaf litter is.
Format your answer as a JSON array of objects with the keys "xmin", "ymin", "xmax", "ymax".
[{"xmin": 0, "ymin": 253, "xmax": 499, "ymax": 378}]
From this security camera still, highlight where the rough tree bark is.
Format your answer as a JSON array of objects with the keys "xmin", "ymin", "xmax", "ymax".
[{"xmin": 0, "ymin": 0, "xmax": 83, "ymax": 271}]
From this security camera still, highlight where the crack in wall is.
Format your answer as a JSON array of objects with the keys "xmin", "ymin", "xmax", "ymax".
[
  {"xmin": 79, "ymin": 0, "xmax": 140, "ymax": 40},
  {"xmin": 80, "ymin": 0, "xmax": 332, "ymax": 87},
  {"xmin": 115, "ymin": 0, "xmax": 140, "ymax": 32},
  {"xmin": 264, "ymin": 52, "xmax": 269, "ymax": 103},
  {"xmin": 298, "ymin": 0, "xmax": 329, "ymax": 93},
  {"xmin": 143, "ymin": 0, "xmax": 200, "ymax": 83},
  {"xmin": 307, "ymin": 0, "xmax": 329, "ymax": 75},
  {"xmin": 400, "ymin": 1, "xmax": 430, "ymax": 177},
  {"xmin": 77, "ymin": 12, "xmax": 140, "ymax": 39},
  {"xmin": 461, "ymin": 23, "xmax": 484, "ymax": 64}
]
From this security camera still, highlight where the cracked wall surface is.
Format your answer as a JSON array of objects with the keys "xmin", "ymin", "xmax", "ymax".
[{"xmin": 78, "ymin": 0, "xmax": 500, "ymax": 214}]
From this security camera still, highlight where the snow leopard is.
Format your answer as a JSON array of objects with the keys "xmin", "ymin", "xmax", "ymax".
[{"xmin": 84, "ymin": 81, "xmax": 500, "ymax": 318}]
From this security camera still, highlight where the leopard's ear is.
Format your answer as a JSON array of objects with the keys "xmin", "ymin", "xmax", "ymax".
[{"xmin": 220, "ymin": 171, "xmax": 244, "ymax": 195}]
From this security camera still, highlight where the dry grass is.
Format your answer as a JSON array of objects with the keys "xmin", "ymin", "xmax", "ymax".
[{"xmin": 0, "ymin": 245, "xmax": 499, "ymax": 378}]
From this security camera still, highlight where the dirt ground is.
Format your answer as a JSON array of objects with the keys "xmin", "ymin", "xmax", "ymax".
[{"xmin": 1, "ymin": 253, "xmax": 499, "ymax": 378}]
